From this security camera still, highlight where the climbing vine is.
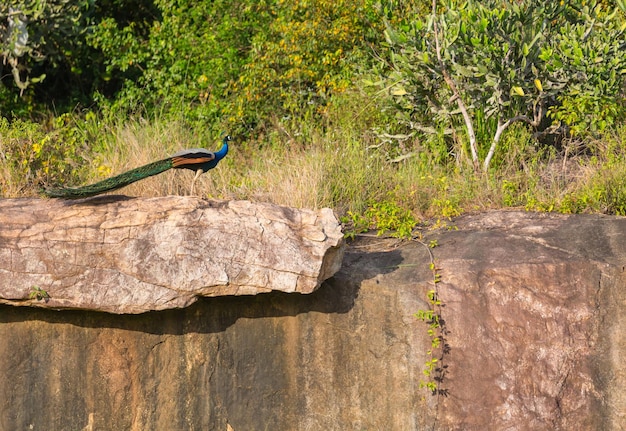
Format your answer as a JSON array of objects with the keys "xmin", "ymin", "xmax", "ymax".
[
  {"xmin": 415, "ymin": 238, "xmax": 449, "ymax": 397},
  {"xmin": 341, "ymin": 212, "xmax": 451, "ymax": 398}
]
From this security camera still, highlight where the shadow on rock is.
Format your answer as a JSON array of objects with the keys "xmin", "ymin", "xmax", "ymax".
[{"xmin": 0, "ymin": 245, "xmax": 404, "ymax": 336}]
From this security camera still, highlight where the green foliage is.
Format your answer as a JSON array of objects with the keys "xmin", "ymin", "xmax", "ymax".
[
  {"xmin": 342, "ymin": 200, "xmax": 418, "ymax": 239},
  {"xmin": 432, "ymin": 198, "xmax": 461, "ymax": 218},
  {"xmin": 29, "ymin": 286, "xmax": 50, "ymax": 302},
  {"xmin": 86, "ymin": 0, "xmax": 431, "ymax": 135},
  {"xmin": 415, "ymin": 240, "xmax": 448, "ymax": 396},
  {"xmin": 373, "ymin": 0, "xmax": 626, "ymax": 171},
  {"xmin": 88, "ymin": 0, "xmax": 269, "ymax": 127},
  {"xmin": 366, "ymin": 201, "xmax": 418, "ymax": 237},
  {"xmin": 591, "ymin": 156, "xmax": 626, "ymax": 215},
  {"xmin": 501, "ymin": 179, "xmax": 519, "ymax": 207},
  {"xmin": 0, "ymin": 0, "xmax": 96, "ymax": 113},
  {"xmin": 235, "ymin": 0, "xmax": 382, "ymax": 125},
  {"xmin": 544, "ymin": 4, "xmax": 626, "ymax": 136},
  {"xmin": 0, "ymin": 114, "xmax": 91, "ymax": 196},
  {"xmin": 549, "ymin": 94, "xmax": 625, "ymax": 137}
]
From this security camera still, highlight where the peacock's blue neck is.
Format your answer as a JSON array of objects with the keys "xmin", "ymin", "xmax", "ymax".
[{"xmin": 215, "ymin": 139, "xmax": 229, "ymax": 161}]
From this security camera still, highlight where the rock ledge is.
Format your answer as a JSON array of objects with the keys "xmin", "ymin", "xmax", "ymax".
[{"xmin": 0, "ymin": 197, "xmax": 345, "ymax": 314}]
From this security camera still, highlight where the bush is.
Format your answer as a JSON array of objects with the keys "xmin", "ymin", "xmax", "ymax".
[
  {"xmin": 87, "ymin": 0, "xmax": 429, "ymax": 135},
  {"xmin": 0, "ymin": 0, "xmax": 98, "ymax": 114},
  {"xmin": 88, "ymin": 0, "xmax": 270, "ymax": 126},
  {"xmin": 373, "ymin": 0, "xmax": 626, "ymax": 172},
  {"xmin": 0, "ymin": 115, "xmax": 92, "ymax": 196}
]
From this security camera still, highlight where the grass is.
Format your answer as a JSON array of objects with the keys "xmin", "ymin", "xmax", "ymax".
[
  {"xmin": 2, "ymin": 92, "xmax": 626, "ymax": 228},
  {"xmin": 99, "ymin": 120, "xmax": 394, "ymax": 213}
]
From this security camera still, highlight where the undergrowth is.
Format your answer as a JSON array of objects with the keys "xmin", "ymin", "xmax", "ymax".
[{"xmin": 3, "ymin": 92, "xmax": 626, "ymax": 230}]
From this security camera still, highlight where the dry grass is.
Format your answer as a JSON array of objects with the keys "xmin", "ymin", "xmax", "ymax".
[
  {"xmin": 89, "ymin": 121, "xmax": 338, "ymax": 209},
  {"xmin": 51, "ymin": 121, "xmax": 626, "ymax": 218},
  {"xmin": 4, "ymin": 110, "xmax": 626, "ymax": 219}
]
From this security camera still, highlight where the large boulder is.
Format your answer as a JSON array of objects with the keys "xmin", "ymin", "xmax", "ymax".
[{"xmin": 0, "ymin": 197, "xmax": 345, "ymax": 313}]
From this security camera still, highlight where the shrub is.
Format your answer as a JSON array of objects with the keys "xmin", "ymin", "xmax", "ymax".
[
  {"xmin": 0, "ymin": 0, "xmax": 98, "ymax": 114},
  {"xmin": 372, "ymin": 0, "xmax": 626, "ymax": 172},
  {"xmin": 0, "ymin": 115, "xmax": 91, "ymax": 196}
]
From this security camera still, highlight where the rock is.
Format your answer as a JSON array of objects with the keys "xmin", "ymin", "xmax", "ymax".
[
  {"xmin": 0, "ymin": 210, "xmax": 624, "ymax": 430},
  {"xmin": 0, "ymin": 197, "xmax": 345, "ymax": 313},
  {"xmin": 433, "ymin": 211, "xmax": 626, "ymax": 430}
]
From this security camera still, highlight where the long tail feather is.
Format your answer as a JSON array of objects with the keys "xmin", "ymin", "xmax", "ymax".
[{"xmin": 43, "ymin": 158, "xmax": 174, "ymax": 199}]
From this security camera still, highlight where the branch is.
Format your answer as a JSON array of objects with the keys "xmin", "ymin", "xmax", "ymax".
[
  {"xmin": 431, "ymin": 0, "xmax": 479, "ymax": 172},
  {"xmin": 482, "ymin": 92, "xmax": 548, "ymax": 171},
  {"xmin": 8, "ymin": 56, "xmax": 28, "ymax": 95},
  {"xmin": 408, "ymin": 122, "xmax": 454, "ymax": 135},
  {"xmin": 482, "ymin": 114, "xmax": 535, "ymax": 171},
  {"xmin": 533, "ymin": 98, "xmax": 544, "ymax": 127}
]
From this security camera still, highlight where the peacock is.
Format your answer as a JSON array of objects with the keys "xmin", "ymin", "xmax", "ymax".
[{"xmin": 43, "ymin": 134, "xmax": 231, "ymax": 199}]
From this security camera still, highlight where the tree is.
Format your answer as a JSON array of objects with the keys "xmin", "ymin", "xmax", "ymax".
[
  {"xmin": 0, "ymin": 0, "xmax": 93, "ymax": 113},
  {"xmin": 377, "ymin": 0, "xmax": 626, "ymax": 172}
]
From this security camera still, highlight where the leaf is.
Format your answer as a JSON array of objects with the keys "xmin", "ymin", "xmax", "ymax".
[
  {"xmin": 526, "ymin": 32, "xmax": 542, "ymax": 52},
  {"xmin": 383, "ymin": 29, "xmax": 394, "ymax": 45},
  {"xmin": 531, "ymin": 64, "xmax": 538, "ymax": 76},
  {"xmin": 455, "ymin": 64, "xmax": 473, "ymax": 77},
  {"xmin": 391, "ymin": 86, "xmax": 408, "ymax": 96},
  {"xmin": 539, "ymin": 47, "xmax": 552, "ymax": 62},
  {"xmin": 512, "ymin": 86, "xmax": 525, "ymax": 96},
  {"xmin": 30, "ymin": 74, "xmax": 46, "ymax": 84}
]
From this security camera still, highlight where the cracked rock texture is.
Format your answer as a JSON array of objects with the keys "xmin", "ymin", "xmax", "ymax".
[
  {"xmin": 0, "ymin": 211, "xmax": 625, "ymax": 430},
  {"xmin": 0, "ymin": 197, "xmax": 345, "ymax": 313}
]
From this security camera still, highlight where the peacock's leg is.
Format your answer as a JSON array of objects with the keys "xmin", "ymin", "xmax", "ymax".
[{"xmin": 190, "ymin": 168, "xmax": 203, "ymax": 195}]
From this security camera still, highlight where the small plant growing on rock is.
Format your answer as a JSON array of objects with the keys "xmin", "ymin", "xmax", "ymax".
[{"xmin": 29, "ymin": 286, "xmax": 50, "ymax": 302}]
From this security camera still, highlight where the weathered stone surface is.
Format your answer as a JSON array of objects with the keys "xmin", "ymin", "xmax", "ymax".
[
  {"xmin": 434, "ymin": 211, "xmax": 625, "ymax": 430},
  {"xmin": 0, "ymin": 197, "xmax": 345, "ymax": 313},
  {"xmin": 0, "ymin": 211, "xmax": 625, "ymax": 430}
]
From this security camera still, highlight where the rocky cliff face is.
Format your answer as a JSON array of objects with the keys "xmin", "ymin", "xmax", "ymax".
[{"xmin": 0, "ymin": 211, "xmax": 624, "ymax": 430}]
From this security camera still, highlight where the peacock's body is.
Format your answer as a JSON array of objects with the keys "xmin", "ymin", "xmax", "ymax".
[{"xmin": 43, "ymin": 135, "xmax": 231, "ymax": 199}]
